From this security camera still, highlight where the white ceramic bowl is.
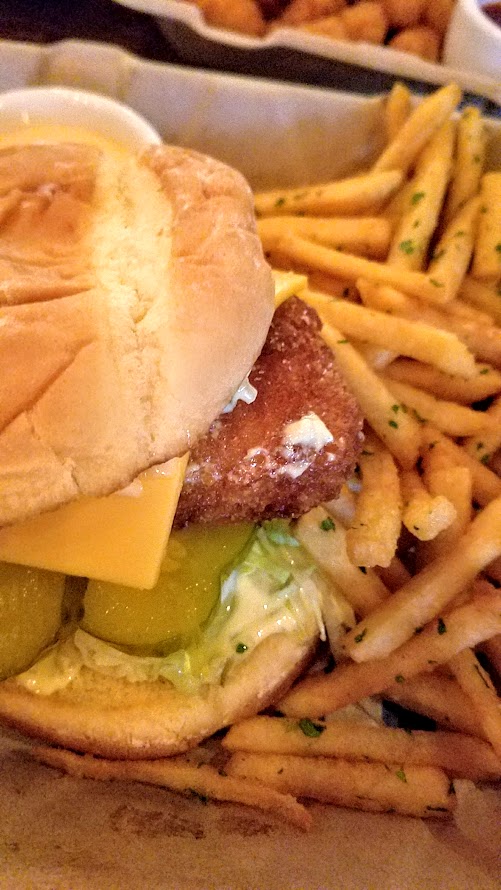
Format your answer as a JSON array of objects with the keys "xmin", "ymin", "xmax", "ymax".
[
  {"xmin": 443, "ymin": 0, "xmax": 501, "ymax": 82},
  {"xmin": 0, "ymin": 85, "xmax": 161, "ymax": 150}
]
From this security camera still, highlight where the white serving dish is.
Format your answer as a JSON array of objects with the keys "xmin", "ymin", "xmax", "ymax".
[
  {"xmin": 0, "ymin": 84, "xmax": 161, "ymax": 150},
  {"xmin": 114, "ymin": 0, "xmax": 501, "ymax": 108},
  {"xmin": 444, "ymin": 0, "xmax": 501, "ymax": 82},
  {"xmin": 0, "ymin": 37, "xmax": 500, "ymax": 890}
]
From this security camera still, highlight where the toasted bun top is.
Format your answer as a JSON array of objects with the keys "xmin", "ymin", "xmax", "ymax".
[{"xmin": 0, "ymin": 141, "xmax": 274, "ymax": 526}]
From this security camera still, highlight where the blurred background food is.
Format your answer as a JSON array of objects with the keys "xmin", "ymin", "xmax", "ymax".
[{"xmin": 177, "ymin": 0, "xmax": 456, "ymax": 63}]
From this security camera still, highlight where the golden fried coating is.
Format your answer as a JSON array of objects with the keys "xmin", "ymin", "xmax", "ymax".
[
  {"xmin": 174, "ymin": 297, "xmax": 363, "ymax": 527},
  {"xmin": 277, "ymin": 0, "xmax": 346, "ymax": 25},
  {"xmin": 193, "ymin": 0, "xmax": 267, "ymax": 35}
]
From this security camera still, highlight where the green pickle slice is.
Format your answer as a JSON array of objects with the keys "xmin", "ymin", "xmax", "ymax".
[
  {"xmin": 82, "ymin": 523, "xmax": 254, "ymax": 654},
  {"xmin": 0, "ymin": 563, "xmax": 65, "ymax": 680}
]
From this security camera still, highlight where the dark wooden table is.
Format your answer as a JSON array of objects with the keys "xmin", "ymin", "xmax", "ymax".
[{"xmin": 0, "ymin": 0, "xmax": 180, "ymax": 62}]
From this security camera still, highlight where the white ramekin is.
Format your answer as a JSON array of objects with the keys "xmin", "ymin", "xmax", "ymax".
[
  {"xmin": 443, "ymin": 0, "xmax": 501, "ymax": 82},
  {"xmin": 0, "ymin": 85, "xmax": 161, "ymax": 150}
]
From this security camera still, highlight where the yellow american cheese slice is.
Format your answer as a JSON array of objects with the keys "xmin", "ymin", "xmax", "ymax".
[
  {"xmin": 0, "ymin": 455, "xmax": 188, "ymax": 590},
  {"xmin": 272, "ymin": 269, "xmax": 308, "ymax": 307}
]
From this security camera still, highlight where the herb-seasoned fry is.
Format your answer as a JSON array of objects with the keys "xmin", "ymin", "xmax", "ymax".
[
  {"xmin": 254, "ymin": 170, "xmax": 403, "ymax": 217},
  {"xmin": 387, "ymin": 120, "xmax": 455, "ymax": 271},
  {"xmin": 276, "ymin": 232, "xmax": 456, "ymax": 304},
  {"xmin": 373, "ymin": 83, "xmax": 461, "ymax": 175},
  {"xmin": 382, "ymin": 377, "xmax": 496, "ymax": 437},
  {"xmin": 443, "ymin": 106, "xmax": 487, "ymax": 226},
  {"xmin": 449, "ymin": 645, "xmax": 501, "ymax": 760},
  {"xmin": 418, "ymin": 465, "xmax": 472, "ymax": 564},
  {"xmin": 420, "ymin": 426, "xmax": 501, "ymax": 506},
  {"xmin": 460, "ymin": 275, "xmax": 501, "ymax": 326},
  {"xmin": 227, "ymin": 751, "xmax": 456, "ymax": 818},
  {"xmin": 223, "ymin": 715, "xmax": 501, "ymax": 782},
  {"xmin": 280, "ymin": 590, "xmax": 501, "ymax": 717},
  {"xmin": 472, "ymin": 173, "xmax": 501, "ymax": 281},
  {"xmin": 320, "ymin": 322, "xmax": 422, "ymax": 468},
  {"xmin": 305, "ymin": 289, "xmax": 477, "ymax": 377},
  {"xmin": 383, "ymin": 358, "xmax": 501, "ymax": 404},
  {"xmin": 383, "ymin": 673, "xmax": 489, "ymax": 738},
  {"xmin": 463, "ymin": 395, "xmax": 501, "ymax": 465},
  {"xmin": 400, "ymin": 468, "xmax": 456, "ymax": 541},
  {"xmin": 426, "ymin": 196, "xmax": 480, "ymax": 303},
  {"xmin": 342, "ymin": 496, "xmax": 501, "ymax": 662},
  {"xmin": 295, "ymin": 506, "xmax": 389, "ymax": 616},
  {"xmin": 384, "ymin": 82, "xmax": 411, "ymax": 143},
  {"xmin": 258, "ymin": 215, "xmax": 391, "ymax": 258},
  {"xmin": 32, "ymin": 746, "xmax": 312, "ymax": 830},
  {"xmin": 345, "ymin": 434, "xmax": 402, "ymax": 567}
]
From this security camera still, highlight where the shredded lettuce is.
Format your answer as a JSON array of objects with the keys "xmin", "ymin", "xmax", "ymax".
[{"xmin": 17, "ymin": 522, "xmax": 325, "ymax": 696}]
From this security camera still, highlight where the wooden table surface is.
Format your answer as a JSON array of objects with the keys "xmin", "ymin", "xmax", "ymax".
[{"xmin": 0, "ymin": 0, "xmax": 180, "ymax": 62}]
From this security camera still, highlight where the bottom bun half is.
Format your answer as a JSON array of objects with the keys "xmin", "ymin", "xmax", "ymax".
[{"xmin": 0, "ymin": 633, "xmax": 316, "ymax": 759}]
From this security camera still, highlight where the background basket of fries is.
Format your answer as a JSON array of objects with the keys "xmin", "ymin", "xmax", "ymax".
[{"xmin": 113, "ymin": 0, "xmax": 501, "ymax": 108}]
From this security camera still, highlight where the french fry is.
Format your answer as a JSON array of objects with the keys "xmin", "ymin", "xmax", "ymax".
[
  {"xmin": 320, "ymin": 578, "xmax": 357, "ymax": 661},
  {"xmin": 373, "ymin": 83, "xmax": 461, "ymax": 176},
  {"xmin": 323, "ymin": 484, "xmax": 357, "ymax": 526},
  {"xmin": 227, "ymin": 752, "xmax": 456, "ymax": 818},
  {"xmin": 305, "ymin": 289, "xmax": 477, "ymax": 378},
  {"xmin": 443, "ymin": 106, "xmax": 487, "ymax": 226},
  {"xmin": 254, "ymin": 169, "xmax": 403, "ymax": 217},
  {"xmin": 486, "ymin": 555, "xmax": 501, "ymax": 586},
  {"xmin": 472, "ymin": 172, "xmax": 501, "ymax": 281},
  {"xmin": 295, "ymin": 506, "xmax": 389, "ymax": 616},
  {"xmin": 258, "ymin": 216, "xmax": 391, "ymax": 258},
  {"xmin": 463, "ymin": 395, "xmax": 501, "ymax": 465},
  {"xmin": 320, "ymin": 322, "xmax": 422, "ymax": 468},
  {"xmin": 376, "ymin": 555, "xmax": 411, "ymax": 591},
  {"xmin": 384, "ymin": 82, "xmax": 412, "ymax": 144},
  {"xmin": 491, "ymin": 450, "xmax": 501, "ymax": 476},
  {"xmin": 382, "ymin": 377, "xmax": 496, "ymax": 437},
  {"xmin": 343, "ymin": 496, "xmax": 501, "ymax": 662},
  {"xmin": 420, "ymin": 426, "xmax": 501, "ymax": 507},
  {"xmin": 277, "ymin": 232, "xmax": 456, "ymax": 305},
  {"xmin": 459, "ymin": 275, "xmax": 501, "ymax": 326},
  {"xmin": 449, "ymin": 646, "xmax": 501, "ymax": 760},
  {"xmin": 345, "ymin": 434, "xmax": 402, "ymax": 567},
  {"xmin": 482, "ymin": 634, "xmax": 501, "ymax": 678},
  {"xmin": 383, "ymin": 358, "xmax": 501, "ymax": 405},
  {"xmin": 441, "ymin": 298, "xmax": 493, "ymax": 325},
  {"xmin": 400, "ymin": 468, "xmax": 456, "ymax": 542},
  {"xmin": 383, "ymin": 673, "xmax": 490, "ymax": 739},
  {"xmin": 365, "ymin": 287, "xmax": 501, "ymax": 368},
  {"xmin": 387, "ymin": 120, "xmax": 455, "ymax": 271},
  {"xmin": 280, "ymin": 590, "xmax": 501, "ymax": 717},
  {"xmin": 223, "ymin": 715, "xmax": 501, "ymax": 782},
  {"xmin": 32, "ymin": 747, "xmax": 312, "ymax": 830},
  {"xmin": 418, "ymin": 465, "xmax": 472, "ymax": 565},
  {"xmin": 426, "ymin": 196, "xmax": 480, "ymax": 303},
  {"xmin": 272, "ymin": 269, "xmax": 308, "ymax": 306},
  {"xmin": 351, "ymin": 339, "xmax": 398, "ymax": 371}
]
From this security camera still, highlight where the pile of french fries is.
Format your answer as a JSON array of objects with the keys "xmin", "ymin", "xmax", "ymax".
[
  {"xmin": 223, "ymin": 81, "xmax": 501, "ymax": 824},
  {"xmin": 34, "ymin": 82, "xmax": 501, "ymax": 831}
]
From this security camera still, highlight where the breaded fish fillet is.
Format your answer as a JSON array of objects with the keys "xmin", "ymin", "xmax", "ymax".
[{"xmin": 174, "ymin": 296, "xmax": 363, "ymax": 526}]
